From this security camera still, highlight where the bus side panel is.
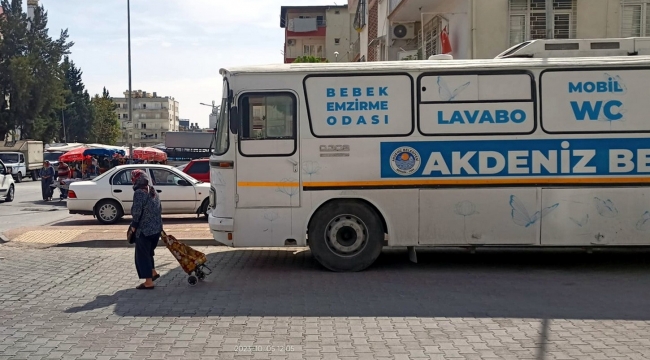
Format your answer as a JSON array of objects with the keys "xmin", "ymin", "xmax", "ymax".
[
  {"xmin": 302, "ymin": 189, "xmax": 419, "ymax": 247},
  {"xmin": 541, "ymin": 187, "xmax": 650, "ymax": 246},
  {"xmin": 233, "ymin": 208, "xmax": 295, "ymax": 247},
  {"xmin": 419, "ymin": 188, "xmax": 540, "ymax": 246}
]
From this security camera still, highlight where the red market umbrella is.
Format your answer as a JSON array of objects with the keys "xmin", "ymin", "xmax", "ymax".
[
  {"xmin": 58, "ymin": 146, "xmax": 89, "ymax": 163},
  {"xmin": 132, "ymin": 147, "xmax": 167, "ymax": 162}
]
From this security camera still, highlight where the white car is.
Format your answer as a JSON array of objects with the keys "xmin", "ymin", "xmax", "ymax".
[
  {"xmin": 67, "ymin": 164, "xmax": 210, "ymax": 224},
  {"xmin": 0, "ymin": 160, "xmax": 15, "ymax": 202}
]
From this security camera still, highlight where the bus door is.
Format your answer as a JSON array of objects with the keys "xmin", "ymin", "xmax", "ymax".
[{"xmin": 235, "ymin": 92, "xmax": 300, "ymax": 209}]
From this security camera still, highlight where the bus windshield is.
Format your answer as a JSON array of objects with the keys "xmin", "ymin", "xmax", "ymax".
[{"xmin": 213, "ymin": 80, "xmax": 229, "ymax": 155}]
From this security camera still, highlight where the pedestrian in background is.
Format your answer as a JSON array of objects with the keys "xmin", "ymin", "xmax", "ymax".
[
  {"xmin": 129, "ymin": 169, "xmax": 163, "ymax": 289},
  {"xmin": 39, "ymin": 161, "xmax": 55, "ymax": 201}
]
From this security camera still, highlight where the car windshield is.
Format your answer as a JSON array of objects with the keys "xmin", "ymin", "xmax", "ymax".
[
  {"xmin": 44, "ymin": 152, "xmax": 63, "ymax": 162},
  {"xmin": 0, "ymin": 153, "xmax": 19, "ymax": 163},
  {"xmin": 91, "ymin": 167, "xmax": 116, "ymax": 182}
]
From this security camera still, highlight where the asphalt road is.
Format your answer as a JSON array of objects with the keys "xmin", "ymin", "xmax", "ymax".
[{"xmin": 0, "ymin": 179, "xmax": 72, "ymax": 234}]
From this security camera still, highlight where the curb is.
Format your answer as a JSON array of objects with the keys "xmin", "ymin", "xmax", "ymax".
[{"xmin": 56, "ymin": 239, "xmax": 224, "ymax": 248}]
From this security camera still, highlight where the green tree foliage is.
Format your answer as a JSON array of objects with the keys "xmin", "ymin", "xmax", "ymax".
[
  {"xmin": 292, "ymin": 55, "xmax": 328, "ymax": 63},
  {"xmin": 61, "ymin": 56, "xmax": 93, "ymax": 142},
  {"xmin": 0, "ymin": 0, "xmax": 73, "ymax": 142},
  {"xmin": 90, "ymin": 88, "xmax": 120, "ymax": 145}
]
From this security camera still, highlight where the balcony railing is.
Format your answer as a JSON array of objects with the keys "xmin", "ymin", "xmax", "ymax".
[{"xmin": 389, "ymin": 0, "xmax": 403, "ymax": 14}]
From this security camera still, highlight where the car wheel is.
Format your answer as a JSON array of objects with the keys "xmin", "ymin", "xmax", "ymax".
[
  {"xmin": 94, "ymin": 200, "xmax": 123, "ymax": 224},
  {"xmin": 308, "ymin": 200, "xmax": 384, "ymax": 272},
  {"xmin": 15, "ymin": 173, "xmax": 21, "ymax": 183},
  {"xmin": 200, "ymin": 198, "xmax": 210, "ymax": 219},
  {"xmin": 4, "ymin": 185, "xmax": 14, "ymax": 203}
]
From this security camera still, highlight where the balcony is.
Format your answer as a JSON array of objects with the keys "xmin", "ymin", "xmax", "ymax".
[
  {"xmin": 389, "ymin": 0, "xmax": 404, "ymax": 14},
  {"xmin": 285, "ymin": 17, "xmax": 327, "ymax": 37},
  {"xmin": 388, "ymin": 0, "xmax": 446, "ymax": 22}
]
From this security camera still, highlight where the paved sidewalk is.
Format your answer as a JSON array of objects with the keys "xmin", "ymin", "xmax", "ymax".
[
  {"xmin": 2, "ymin": 246, "xmax": 650, "ymax": 359},
  {"xmin": 2, "ymin": 215, "xmax": 215, "ymax": 248}
]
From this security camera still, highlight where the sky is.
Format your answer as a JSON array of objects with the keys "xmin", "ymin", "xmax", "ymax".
[{"xmin": 33, "ymin": 0, "xmax": 342, "ymax": 128}]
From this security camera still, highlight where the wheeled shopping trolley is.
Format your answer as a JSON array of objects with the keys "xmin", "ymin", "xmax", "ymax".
[{"xmin": 160, "ymin": 230, "xmax": 211, "ymax": 285}]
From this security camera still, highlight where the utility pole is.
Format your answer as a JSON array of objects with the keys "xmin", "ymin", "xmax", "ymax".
[
  {"xmin": 546, "ymin": 0, "xmax": 554, "ymax": 39},
  {"xmin": 127, "ymin": 0, "xmax": 134, "ymax": 161}
]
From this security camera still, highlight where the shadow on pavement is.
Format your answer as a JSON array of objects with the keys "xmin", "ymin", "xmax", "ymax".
[
  {"xmin": 19, "ymin": 199, "xmax": 68, "ymax": 207},
  {"xmin": 65, "ymin": 248, "xmax": 650, "ymax": 320},
  {"xmin": 52, "ymin": 216, "xmax": 208, "ymax": 226}
]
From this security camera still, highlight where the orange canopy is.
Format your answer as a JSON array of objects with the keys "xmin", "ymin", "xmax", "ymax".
[{"xmin": 132, "ymin": 147, "xmax": 167, "ymax": 162}]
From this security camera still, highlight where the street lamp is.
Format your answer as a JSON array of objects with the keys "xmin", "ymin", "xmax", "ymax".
[
  {"xmin": 127, "ymin": 0, "xmax": 134, "ymax": 159},
  {"xmin": 62, "ymin": 101, "xmax": 75, "ymax": 142}
]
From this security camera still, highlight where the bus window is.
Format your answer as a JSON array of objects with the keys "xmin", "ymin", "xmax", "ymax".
[{"xmin": 240, "ymin": 94, "xmax": 295, "ymax": 140}]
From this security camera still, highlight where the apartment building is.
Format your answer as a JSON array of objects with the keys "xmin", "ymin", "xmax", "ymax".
[
  {"xmin": 280, "ymin": 5, "xmax": 356, "ymax": 63},
  {"xmin": 351, "ymin": 0, "xmax": 650, "ymax": 61},
  {"xmin": 114, "ymin": 90, "xmax": 180, "ymax": 147}
]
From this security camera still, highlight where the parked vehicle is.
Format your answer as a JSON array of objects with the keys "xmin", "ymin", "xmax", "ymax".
[
  {"xmin": 44, "ymin": 151, "xmax": 65, "ymax": 173},
  {"xmin": 0, "ymin": 140, "xmax": 44, "ymax": 182},
  {"xmin": 67, "ymin": 164, "xmax": 211, "ymax": 224},
  {"xmin": 209, "ymin": 37, "xmax": 650, "ymax": 272},
  {"xmin": 0, "ymin": 160, "xmax": 15, "ymax": 203},
  {"xmin": 182, "ymin": 158, "xmax": 209, "ymax": 182}
]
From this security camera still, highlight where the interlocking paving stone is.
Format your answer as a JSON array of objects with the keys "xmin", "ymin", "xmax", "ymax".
[{"xmin": 1, "ymin": 245, "xmax": 650, "ymax": 359}]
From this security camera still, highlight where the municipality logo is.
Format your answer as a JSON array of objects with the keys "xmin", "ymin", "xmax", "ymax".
[{"xmin": 390, "ymin": 147, "xmax": 421, "ymax": 176}]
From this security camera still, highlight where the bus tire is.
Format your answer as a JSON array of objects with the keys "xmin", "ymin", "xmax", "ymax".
[{"xmin": 308, "ymin": 200, "xmax": 384, "ymax": 272}]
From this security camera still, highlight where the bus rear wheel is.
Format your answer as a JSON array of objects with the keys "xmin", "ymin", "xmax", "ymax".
[{"xmin": 308, "ymin": 200, "xmax": 384, "ymax": 272}]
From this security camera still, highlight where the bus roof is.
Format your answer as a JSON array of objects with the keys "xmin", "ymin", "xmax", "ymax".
[{"xmin": 219, "ymin": 56, "xmax": 650, "ymax": 76}]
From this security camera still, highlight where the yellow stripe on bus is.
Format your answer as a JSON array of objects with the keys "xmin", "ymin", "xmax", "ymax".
[
  {"xmin": 237, "ymin": 182, "xmax": 299, "ymax": 187},
  {"xmin": 237, "ymin": 178, "xmax": 650, "ymax": 188}
]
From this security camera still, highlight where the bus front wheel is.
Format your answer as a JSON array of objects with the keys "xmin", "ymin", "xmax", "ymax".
[{"xmin": 308, "ymin": 200, "xmax": 384, "ymax": 272}]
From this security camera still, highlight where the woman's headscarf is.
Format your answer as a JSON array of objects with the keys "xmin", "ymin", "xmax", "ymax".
[{"xmin": 130, "ymin": 169, "xmax": 156, "ymax": 198}]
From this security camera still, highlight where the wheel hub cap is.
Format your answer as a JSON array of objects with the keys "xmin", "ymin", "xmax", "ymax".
[
  {"xmin": 324, "ymin": 214, "xmax": 368, "ymax": 256},
  {"xmin": 99, "ymin": 204, "xmax": 117, "ymax": 221}
]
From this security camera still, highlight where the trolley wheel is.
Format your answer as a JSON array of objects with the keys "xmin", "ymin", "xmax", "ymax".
[
  {"xmin": 187, "ymin": 275, "xmax": 198, "ymax": 286},
  {"xmin": 197, "ymin": 270, "xmax": 205, "ymax": 280}
]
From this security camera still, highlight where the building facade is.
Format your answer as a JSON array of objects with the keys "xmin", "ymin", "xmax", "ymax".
[
  {"xmin": 350, "ymin": 0, "xmax": 650, "ymax": 61},
  {"xmin": 280, "ymin": 5, "xmax": 355, "ymax": 63},
  {"xmin": 113, "ymin": 90, "xmax": 179, "ymax": 147}
]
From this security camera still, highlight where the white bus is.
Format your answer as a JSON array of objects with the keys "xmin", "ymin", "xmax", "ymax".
[{"xmin": 209, "ymin": 39, "xmax": 650, "ymax": 272}]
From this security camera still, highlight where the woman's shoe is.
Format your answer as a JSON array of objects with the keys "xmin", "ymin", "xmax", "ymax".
[
  {"xmin": 136, "ymin": 283, "xmax": 154, "ymax": 290},
  {"xmin": 152, "ymin": 274, "xmax": 160, "ymax": 281}
]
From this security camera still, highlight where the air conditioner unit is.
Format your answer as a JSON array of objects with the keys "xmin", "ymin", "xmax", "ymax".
[
  {"xmin": 287, "ymin": 39, "xmax": 296, "ymax": 46},
  {"xmin": 392, "ymin": 22, "xmax": 416, "ymax": 40}
]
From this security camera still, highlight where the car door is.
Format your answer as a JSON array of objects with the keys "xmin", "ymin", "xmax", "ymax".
[
  {"xmin": 149, "ymin": 167, "xmax": 197, "ymax": 213},
  {"xmin": 0, "ymin": 161, "xmax": 9, "ymax": 197},
  {"xmin": 184, "ymin": 160, "xmax": 209, "ymax": 182},
  {"xmin": 110, "ymin": 167, "xmax": 149, "ymax": 214}
]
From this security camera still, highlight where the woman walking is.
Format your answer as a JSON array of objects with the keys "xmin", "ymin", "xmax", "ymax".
[
  {"xmin": 39, "ymin": 161, "xmax": 55, "ymax": 201},
  {"xmin": 129, "ymin": 169, "xmax": 163, "ymax": 289}
]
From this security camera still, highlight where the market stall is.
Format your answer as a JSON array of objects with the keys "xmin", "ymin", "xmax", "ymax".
[{"xmin": 132, "ymin": 147, "xmax": 168, "ymax": 163}]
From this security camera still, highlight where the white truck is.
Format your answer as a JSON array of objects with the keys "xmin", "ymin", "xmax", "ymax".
[{"xmin": 0, "ymin": 140, "xmax": 44, "ymax": 182}]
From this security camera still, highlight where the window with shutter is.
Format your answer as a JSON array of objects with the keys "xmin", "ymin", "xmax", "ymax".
[
  {"xmin": 621, "ymin": 1, "xmax": 650, "ymax": 37},
  {"xmin": 508, "ymin": 0, "xmax": 577, "ymax": 46}
]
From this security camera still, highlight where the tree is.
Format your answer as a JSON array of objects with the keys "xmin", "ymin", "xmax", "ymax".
[
  {"xmin": 293, "ymin": 55, "xmax": 328, "ymax": 63},
  {"xmin": 61, "ymin": 56, "xmax": 93, "ymax": 142},
  {"xmin": 90, "ymin": 88, "xmax": 120, "ymax": 145},
  {"xmin": 0, "ymin": 0, "xmax": 73, "ymax": 142}
]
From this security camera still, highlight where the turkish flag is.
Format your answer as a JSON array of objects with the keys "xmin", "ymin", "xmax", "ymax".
[{"xmin": 440, "ymin": 25, "xmax": 452, "ymax": 54}]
